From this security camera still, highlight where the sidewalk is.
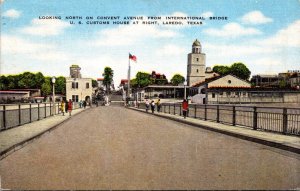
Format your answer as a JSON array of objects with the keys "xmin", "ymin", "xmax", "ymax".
[
  {"xmin": 0, "ymin": 107, "xmax": 89, "ymax": 159},
  {"xmin": 129, "ymin": 107, "xmax": 300, "ymax": 154}
]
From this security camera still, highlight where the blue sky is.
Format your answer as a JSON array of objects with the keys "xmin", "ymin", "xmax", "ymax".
[{"xmin": 1, "ymin": 0, "xmax": 300, "ymax": 85}]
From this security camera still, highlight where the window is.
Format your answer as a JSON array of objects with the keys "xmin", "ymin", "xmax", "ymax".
[
  {"xmin": 226, "ymin": 92, "xmax": 231, "ymax": 96},
  {"xmin": 212, "ymin": 93, "xmax": 215, "ymax": 98},
  {"xmin": 228, "ymin": 80, "xmax": 232, "ymax": 84},
  {"xmin": 86, "ymin": 82, "xmax": 90, "ymax": 89},
  {"xmin": 72, "ymin": 82, "xmax": 79, "ymax": 89},
  {"xmin": 196, "ymin": 58, "xmax": 199, "ymax": 61},
  {"xmin": 243, "ymin": 92, "xmax": 247, "ymax": 96},
  {"xmin": 72, "ymin": 95, "xmax": 79, "ymax": 102},
  {"xmin": 235, "ymin": 92, "xmax": 240, "ymax": 96},
  {"xmin": 219, "ymin": 92, "xmax": 223, "ymax": 95},
  {"xmin": 196, "ymin": 69, "xmax": 199, "ymax": 73}
]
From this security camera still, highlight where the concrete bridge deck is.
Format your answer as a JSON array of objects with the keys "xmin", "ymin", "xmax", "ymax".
[{"xmin": 0, "ymin": 106, "xmax": 299, "ymax": 190}]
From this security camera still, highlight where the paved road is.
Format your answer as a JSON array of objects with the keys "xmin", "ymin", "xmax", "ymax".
[{"xmin": 0, "ymin": 106, "xmax": 299, "ymax": 190}]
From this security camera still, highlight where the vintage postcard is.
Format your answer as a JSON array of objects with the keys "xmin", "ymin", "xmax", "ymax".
[{"xmin": 0, "ymin": 0, "xmax": 299, "ymax": 190}]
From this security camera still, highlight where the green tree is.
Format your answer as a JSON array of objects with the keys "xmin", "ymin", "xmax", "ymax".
[
  {"xmin": 230, "ymin": 62, "xmax": 251, "ymax": 80},
  {"xmin": 92, "ymin": 79, "xmax": 98, "ymax": 88},
  {"xmin": 55, "ymin": 76, "xmax": 66, "ymax": 94},
  {"xmin": 0, "ymin": 76, "xmax": 8, "ymax": 90},
  {"xmin": 170, "ymin": 74, "xmax": 185, "ymax": 85},
  {"xmin": 41, "ymin": 77, "xmax": 51, "ymax": 96},
  {"xmin": 34, "ymin": 72, "xmax": 45, "ymax": 89},
  {"xmin": 135, "ymin": 72, "xmax": 151, "ymax": 87},
  {"xmin": 279, "ymin": 79, "xmax": 287, "ymax": 88},
  {"xmin": 212, "ymin": 65, "xmax": 230, "ymax": 76},
  {"xmin": 18, "ymin": 72, "xmax": 36, "ymax": 88},
  {"xmin": 102, "ymin": 67, "xmax": 114, "ymax": 93}
]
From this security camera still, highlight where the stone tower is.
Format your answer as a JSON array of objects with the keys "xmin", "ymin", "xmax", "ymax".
[
  {"xmin": 70, "ymin": 64, "xmax": 82, "ymax": 78},
  {"xmin": 187, "ymin": 39, "xmax": 206, "ymax": 86}
]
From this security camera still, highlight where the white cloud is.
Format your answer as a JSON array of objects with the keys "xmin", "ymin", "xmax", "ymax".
[
  {"xmin": 3, "ymin": 9, "xmax": 21, "ymax": 19},
  {"xmin": 92, "ymin": 23, "xmax": 178, "ymax": 47},
  {"xmin": 203, "ymin": 22, "xmax": 262, "ymax": 37},
  {"xmin": 157, "ymin": 44, "xmax": 186, "ymax": 56},
  {"xmin": 21, "ymin": 18, "xmax": 70, "ymax": 36},
  {"xmin": 201, "ymin": 11, "xmax": 214, "ymax": 18},
  {"xmin": 2, "ymin": 35, "xmax": 69, "ymax": 61},
  {"xmin": 241, "ymin": 11, "xmax": 273, "ymax": 25},
  {"xmin": 260, "ymin": 20, "xmax": 300, "ymax": 47}
]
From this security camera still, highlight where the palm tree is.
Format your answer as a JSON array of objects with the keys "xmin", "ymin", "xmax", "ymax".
[{"xmin": 102, "ymin": 67, "xmax": 114, "ymax": 94}]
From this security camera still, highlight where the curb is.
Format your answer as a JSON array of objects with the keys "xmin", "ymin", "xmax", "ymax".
[
  {"xmin": 0, "ymin": 107, "xmax": 92, "ymax": 160},
  {"xmin": 128, "ymin": 107, "xmax": 300, "ymax": 154}
]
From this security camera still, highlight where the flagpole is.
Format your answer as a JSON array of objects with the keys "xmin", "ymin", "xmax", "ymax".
[{"xmin": 127, "ymin": 53, "xmax": 131, "ymax": 99}]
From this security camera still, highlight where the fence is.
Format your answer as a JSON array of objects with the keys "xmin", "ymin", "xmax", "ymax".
[
  {"xmin": 138, "ymin": 103, "xmax": 300, "ymax": 136},
  {"xmin": 0, "ymin": 102, "xmax": 79, "ymax": 131}
]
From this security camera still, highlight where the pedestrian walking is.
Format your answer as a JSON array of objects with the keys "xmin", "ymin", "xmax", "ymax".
[
  {"xmin": 65, "ymin": 100, "xmax": 68, "ymax": 113},
  {"xmin": 83, "ymin": 100, "xmax": 86, "ymax": 109},
  {"xmin": 68, "ymin": 99, "xmax": 73, "ymax": 116},
  {"xmin": 182, "ymin": 99, "xmax": 189, "ymax": 119},
  {"xmin": 151, "ymin": 100, "xmax": 155, "ymax": 114},
  {"xmin": 60, "ymin": 100, "xmax": 65, "ymax": 116},
  {"xmin": 145, "ymin": 99, "xmax": 150, "ymax": 112},
  {"xmin": 156, "ymin": 99, "xmax": 161, "ymax": 112}
]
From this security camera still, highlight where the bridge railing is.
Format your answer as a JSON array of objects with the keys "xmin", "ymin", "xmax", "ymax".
[
  {"xmin": 138, "ymin": 102, "xmax": 300, "ymax": 136},
  {"xmin": 0, "ymin": 102, "xmax": 80, "ymax": 131}
]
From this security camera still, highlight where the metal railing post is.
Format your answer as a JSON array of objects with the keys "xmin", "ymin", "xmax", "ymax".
[
  {"xmin": 29, "ymin": 104, "xmax": 32, "ymax": 123},
  {"xmin": 169, "ymin": 104, "xmax": 170, "ymax": 114},
  {"xmin": 180, "ymin": 105, "xmax": 182, "ymax": 116},
  {"xmin": 38, "ymin": 103, "xmax": 40, "ymax": 120},
  {"xmin": 204, "ymin": 104, "xmax": 207, "ymax": 120},
  {"xmin": 44, "ymin": 103, "xmax": 47, "ymax": 118},
  {"xmin": 3, "ymin": 105, "xmax": 6, "ymax": 129},
  {"xmin": 217, "ymin": 105, "xmax": 220, "ymax": 123},
  {"xmin": 18, "ymin": 104, "xmax": 21, "ymax": 126},
  {"xmin": 174, "ymin": 103, "xmax": 176, "ymax": 115},
  {"xmin": 253, "ymin": 106, "xmax": 257, "ymax": 130},
  {"xmin": 233, "ymin": 106, "xmax": 236, "ymax": 126},
  {"xmin": 50, "ymin": 102, "xmax": 52, "ymax": 116},
  {"xmin": 194, "ymin": 105, "xmax": 197, "ymax": 118},
  {"xmin": 283, "ymin": 108, "xmax": 288, "ymax": 135}
]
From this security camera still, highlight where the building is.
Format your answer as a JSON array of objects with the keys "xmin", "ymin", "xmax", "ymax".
[
  {"xmin": 66, "ymin": 65, "xmax": 92, "ymax": 103},
  {"xmin": 97, "ymin": 78, "xmax": 104, "ymax": 88},
  {"xmin": 70, "ymin": 64, "xmax": 82, "ymax": 78},
  {"xmin": 190, "ymin": 74, "xmax": 251, "ymax": 104},
  {"xmin": 0, "ymin": 91, "xmax": 30, "ymax": 103},
  {"xmin": 187, "ymin": 39, "xmax": 206, "ymax": 86}
]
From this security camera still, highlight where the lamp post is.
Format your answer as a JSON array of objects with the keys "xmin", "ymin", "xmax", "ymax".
[
  {"xmin": 184, "ymin": 81, "xmax": 187, "ymax": 100},
  {"xmin": 52, "ymin": 76, "xmax": 56, "ymax": 115}
]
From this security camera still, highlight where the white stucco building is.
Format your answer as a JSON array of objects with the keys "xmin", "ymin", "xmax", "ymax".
[{"xmin": 66, "ymin": 65, "xmax": 93, "ymax": 103}]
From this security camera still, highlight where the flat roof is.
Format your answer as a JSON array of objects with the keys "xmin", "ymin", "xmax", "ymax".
[{"xmin": 0, "ymin": 91, "xmax": 29, "ymax": 94}]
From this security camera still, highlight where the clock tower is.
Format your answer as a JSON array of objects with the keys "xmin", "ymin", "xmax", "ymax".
[{"xmin": 187, "ymin": 39, "xmax": 206, "ymax": 86}]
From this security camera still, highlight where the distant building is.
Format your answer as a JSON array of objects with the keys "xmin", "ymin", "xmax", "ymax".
[
  {"xmin": 0, "ymin": 90, "xmax": 30, "ymax": 103},
  {"xmin": 251, "ymin": 74, "xmax": 282, "ymax": 87},
  {"xmin": 190, "ymin": 74, "xmax": 251, "ymax": 104},
  {"xmin": 97, "ymin": 78, "xmax": 104, "ymax": 88},
  {"xmin": 187, "ymin": 39, "xmax": 206, "ymax": 86},
  {"xmin": 70, "ymin": 64, "xmax": 82, "ymax": 78},
  {"xmin": 66, "ymin": 65, "xmax": 92, "ymax": 103}
]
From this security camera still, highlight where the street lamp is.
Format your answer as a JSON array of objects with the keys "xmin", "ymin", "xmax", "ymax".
[
  {"xmin": 184, "ymin": 81, "xmax": 187, "ymax": 100},
  {"xmin": 52, "ymin": 76, "xmax": 56, "ymax": 115}
]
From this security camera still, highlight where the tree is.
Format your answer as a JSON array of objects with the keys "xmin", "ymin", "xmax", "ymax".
[
  {"xmin": 171, "ymin": 74, "xmax": 185, "ymax": 85},
  {"xmin": 41, "ymin": 77, "xmax": 51, "ymax": 96},
  {"xmin": 92, "ymin": 79, "xmax": 98, "ymax": 88},
  {"xmin": 102, "ymin": 67, "xmax": 114, "ymax": 93},
  {"xmin": 18, "ymin": 72, "xmax": 36, "ymax": 88},
  {"xmin": 55, "ymin": 76, "xmax": 66, "ymax": 94},
  {"xmin": 212, "ymin": 65, "xmax": 230, "ymax": 76},
  {"xmin": 230, "ymin": 62, "xmax": 251, "ymax": 80},
  {"xmin": 34, "ymin": 72, "xmax": 45, "ymax": 89},
  {"xmin": 135, "ymin": 72, "xmax": 151, "ymax": 88},
  {"xmin": 213, "ymin": 62, "xmax": 251, "ymax": 80}
]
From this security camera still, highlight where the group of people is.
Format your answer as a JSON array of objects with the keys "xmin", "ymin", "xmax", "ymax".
[
  {"xmin": 60, "ymin": 99, "xmax": 73, "ymax": 116},
  {"xmin": 145, "ymin": 99, "xmax": 161, "ymax": 114},
  {"xmin": 144, "ymin": 98, "xmax": 189, "ymax": 118}
]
